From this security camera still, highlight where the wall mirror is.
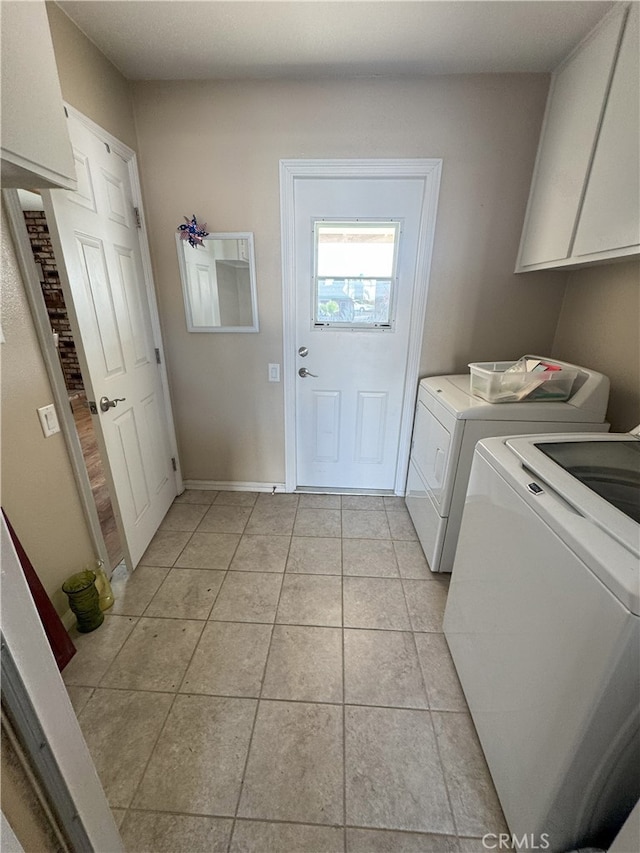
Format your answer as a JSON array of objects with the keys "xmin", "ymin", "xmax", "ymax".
[{"xmin": 176, "ymin": 232, "xmax": 259, "ymax": 333}]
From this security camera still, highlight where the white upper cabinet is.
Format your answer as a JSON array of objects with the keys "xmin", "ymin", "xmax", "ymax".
[
  {"xmin": 573, "ymin": 4, "xmax": 640, "ymax": 258},
  {"xmin": 1, "ymin": 1, "xmax": 76, "ymax": 190},
  {"xmin": 516, "ymin": 5, "xmax": 639, "ymax": 271}
]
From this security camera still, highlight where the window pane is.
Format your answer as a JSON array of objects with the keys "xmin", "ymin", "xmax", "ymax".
[
  {"xmin": 317, "ymin": 278, "xmax": 391, "ymax": 324},
  {"xmin": 316, "ymin": 224, "xmax": 397, "ymax": 277},
  {"xmin": 314, "ymin": 222, "xmax": 398, "ymax": 328}
]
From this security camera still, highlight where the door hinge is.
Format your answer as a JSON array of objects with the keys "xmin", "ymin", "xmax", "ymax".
[
  {"xmin": 171, "ymin": 457, "xmax": 177, "ymax": 472},
  {"xmin": 155, "ymin": 347, "xmax": 161, "ymax": 364},
  {"xmin": 134, "ymin": 207, "xmax": 142, "ymax": 228},
  {"xmin": 63, "ymin": 106, "xmax": 68, "ymax": 118}
]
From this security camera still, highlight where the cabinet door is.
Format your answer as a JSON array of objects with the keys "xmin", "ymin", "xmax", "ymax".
[
  {"xmin": 518, "ymin": 8, "xmax": 626, "ymax": 268},
  {"xmin": 0, "ymin": 1, "xmax": 76, "ymax": 189},
  {"xmin": 573, "ymin": 5, "xmax": 640, "ymax": 258}
]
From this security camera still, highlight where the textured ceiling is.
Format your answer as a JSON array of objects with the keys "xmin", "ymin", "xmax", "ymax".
[{"xmin": 56, "ymin": 1, "xmax": 616, "ymax": 80}]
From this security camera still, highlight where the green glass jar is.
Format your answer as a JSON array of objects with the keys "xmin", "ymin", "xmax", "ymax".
[{"xmin": 62, "ymin": 570, "xmax": 104, "ymax": 633}]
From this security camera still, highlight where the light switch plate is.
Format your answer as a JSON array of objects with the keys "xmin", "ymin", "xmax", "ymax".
[
  {"xmin": 37, "ymin": 403, "xmax": 60, "ymax": 438},
  {"xmin": 268, "ymin": 363, "xmax": 280, "ymax": 382}
]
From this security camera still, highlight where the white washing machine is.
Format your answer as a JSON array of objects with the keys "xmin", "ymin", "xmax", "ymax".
[
  {"xmin": 405, "ymin": 357, "xmax": 610, "ymax": 572},
  {"xmin": 443, "ymin": 429, "xmax": 640, "ymax": 851}
]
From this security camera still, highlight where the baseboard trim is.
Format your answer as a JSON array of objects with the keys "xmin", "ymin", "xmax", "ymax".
[
  {"xmin": 183, "ymin": 480, "xmax": 287, "ymax": 493},
  {"xmin": 182, "ymin": 480, "xmax": 406, "ymax": 497},
  {"xmin": 295, "ymin": 487, "xmax": 401, "ymax": 496}
]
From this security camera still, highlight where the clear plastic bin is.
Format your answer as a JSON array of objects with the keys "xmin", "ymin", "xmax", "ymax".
[{"xmin": 469, "ymin": 360, "xmax": 578, "ymax": 403}]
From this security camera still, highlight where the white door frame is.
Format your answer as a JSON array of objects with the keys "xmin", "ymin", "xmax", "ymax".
[{"xmin": 280, "ymin": 159, "xmax": 442, "ymax": 494}]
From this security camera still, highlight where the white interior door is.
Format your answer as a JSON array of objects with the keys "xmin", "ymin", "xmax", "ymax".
[
  {"xmin": 185, "ymin": 250, "xmax": 221, "ymax": 327},
  {"xmin": 293, "ymin": 176, "xmax": 427, "ymax": 490},
  {"xmin": 43, "ymin": 112, "xmax": 177, "ymax": 567}
]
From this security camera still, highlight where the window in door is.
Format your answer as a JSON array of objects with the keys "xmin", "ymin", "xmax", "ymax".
[{"xmin": 313, "ymin": 221, "xmax": 400, "ymax": 328}]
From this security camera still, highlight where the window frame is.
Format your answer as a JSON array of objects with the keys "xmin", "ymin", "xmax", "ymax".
[{"xmin": 312, "ymin": 219, "xmax": 401, "ymax": 330}]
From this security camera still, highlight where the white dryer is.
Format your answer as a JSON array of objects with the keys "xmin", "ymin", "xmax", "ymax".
[{"xmin": 405, "ymin": 357, "xmax": 610, "ymax": 572}]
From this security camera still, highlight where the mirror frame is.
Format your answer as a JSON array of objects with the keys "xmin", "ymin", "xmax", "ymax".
[{"xmin": 176, "ymin": 231, "xmax": 259, "ymax": 333}]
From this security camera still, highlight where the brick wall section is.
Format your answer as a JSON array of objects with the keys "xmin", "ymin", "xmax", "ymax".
[{"xmin": 23, "ymin": 211, "xmax": 84, "ymax": 392}]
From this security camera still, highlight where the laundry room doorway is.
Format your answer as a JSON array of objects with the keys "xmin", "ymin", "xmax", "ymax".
[{"xmin": 17, "ymin": 190, "xmax": 123, "ymax": 569}]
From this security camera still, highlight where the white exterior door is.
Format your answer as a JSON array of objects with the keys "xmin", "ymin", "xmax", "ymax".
[
  {"xmin": 44, "ymin": 112, "xmax": 177, "ymax": 567},
  {"xmin": 285, "ymin": 163, "xmax": 441, "ymax": 491}
]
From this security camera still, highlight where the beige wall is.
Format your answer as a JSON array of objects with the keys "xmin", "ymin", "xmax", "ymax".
[
  {"xmin": 46, "ymin": 1, "xmax": 137, "ymax": 150},
  {"xmin": 132, "ymin": 75, "xmax": 566, "ymax": 484},
  {"xmin": 552, "ymin": 260, "xmax": 640, "ymax": 432},
  {"xmin": 1, "ymin": 204, "xmax": 95, "ymax": 616}
]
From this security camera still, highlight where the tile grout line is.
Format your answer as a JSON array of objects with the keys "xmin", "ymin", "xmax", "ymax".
[
  {"xmin": 122, "ymin": 524, "xmax": 216, "ymax": 809},
  {"xmin": 66, "ymin": 615, "xmax": 449, "ymax": 692},
  {"xmin": 427, "ymin": 705, "xmax": 462, "ymax": 842},
  {"xmin": 151, "ymin": 505, "xmax": 255, "ymax": 622},
  {"xmin": 79, "ymin": 682, "xmax": 468, "ymax": 713},
  {"xmin": 88, "ymin": 613, "xmax": 141, "ymax": 691},
  {"xmin": 119, "ymin": 492, "xmax": 262, "ymax": 840},
  {"xmin": 192, "ymin": 498, "xmax": 254, "ymax": 537},
  {"xmin": 119, "ymin": 690, "xmax": 180, "ymax": 820},
  {"xmin": 339, "ymin": 495, "xmax": 348, "ymax": 851},
  {"xmin": 117, "ymin": 513, "xmax": 237, "ymax": 823},
  {"xmin": 398, "ymin": 560, "xmax": 461, "ymax": 841},
  {"xmin": 140, "ymin": 569, "xmax": 223, "ymax": 622},
  {"xmin": 122, "ymin": 802, "xmax": 469, "ymax": 840},
  {"xmin": 227, "ymin": 498, "xmax": 297, "ymax": 853}
]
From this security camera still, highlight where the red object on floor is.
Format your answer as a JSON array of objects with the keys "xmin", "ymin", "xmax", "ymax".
[{"xmin": 2, "ymin": 510, "xmax": 76, "ymax": 671}]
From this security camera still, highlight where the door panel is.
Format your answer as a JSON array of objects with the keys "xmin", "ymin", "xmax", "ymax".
[
  {"xmin": 355, "ymin": 392, "xmax": 387, "ymax": 464},
  {"xmin": 102, "ymin": 168, "xmax": 129, "ymax": 226},
  {"xmin": 69, "ymin": 150, "xmax": 96, "ymax": 211},
  {"xmin": 294, "ymin": 177, "xmax": 423, "ymax": 490},
  {"xmin": 75, "ymin": 235, "xmax": 125, "ymax": 376},
  {"xmin": 44, "ymin": 113, "xmax": 176, "ymax": 567},
  {"xmin": 312, "ymin": 391, "xmax": 341, "ymax": 463},
  {"xmin": 142, "ymin": 392, "xmax": 171, "ymax": 496},
  {"xmin": 115, "ymin": 246, "xmax": 154, "ymax": 368},
  {"xmin": 113, "ymin": 406, "xmax": 149, "ymax": 520}
]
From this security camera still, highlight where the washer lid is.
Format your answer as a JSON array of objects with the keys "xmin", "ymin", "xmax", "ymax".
[
  {"xmin": 534, "ymin": 439, "xmax": 640, "ymax": 523},
  {"xmin": 500, "ymin": 433, "xmax": 640, "ymax": 614}
]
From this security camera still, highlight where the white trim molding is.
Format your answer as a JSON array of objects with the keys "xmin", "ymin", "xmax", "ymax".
[
  {"xmin": 183, "ymin": 480, "xmax": 287, "ymax": 493},
  {"xmin": 279, "ymin": 158, "xmax": 442, "ymax": 494}
]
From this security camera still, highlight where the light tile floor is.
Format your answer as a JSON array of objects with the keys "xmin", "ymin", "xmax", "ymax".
[{"xmin": 64, "ymin": 490, "xmax": 507, "ymax": 853}]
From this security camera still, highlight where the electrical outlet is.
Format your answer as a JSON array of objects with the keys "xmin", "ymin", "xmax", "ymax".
[
  {"xmin": 37, "ymin": 403, "xmax": 60, "ymax": 438},
  {"xmin": 268, "ymin": 363, "xmax": 280, "ymax": 382}
]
